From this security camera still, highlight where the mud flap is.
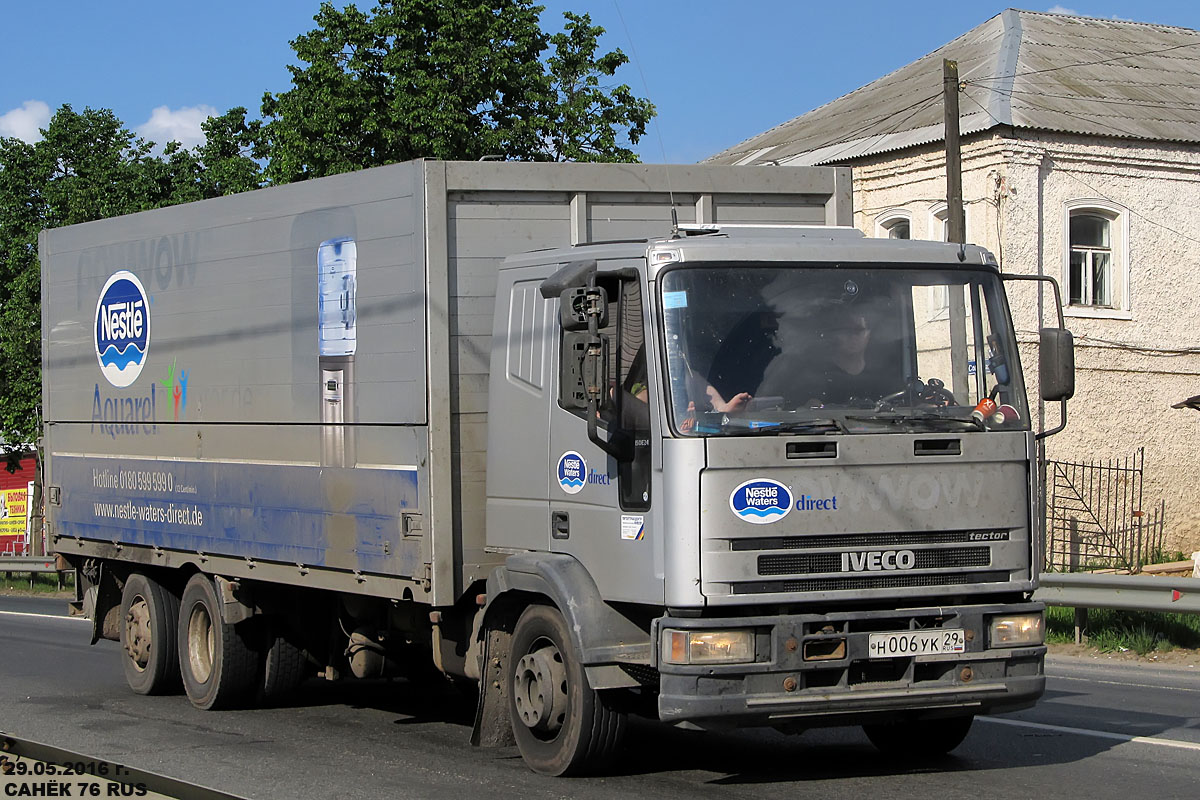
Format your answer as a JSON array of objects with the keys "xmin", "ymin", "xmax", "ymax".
[
  {"xmin": 471, "ymin": 625, "xmax": 515, "ymax": 747},
  {"xmin": 84, "ymin": 562, "xmax": 121, "ymax": 645}
]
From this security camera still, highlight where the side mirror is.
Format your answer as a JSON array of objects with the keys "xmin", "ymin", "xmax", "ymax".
[
  {"xmin": 583, "ymin": 336, "xmax": 609, "ymax": 405},
  {"xmin": 582, "ymin": 334, "xmax": 630, "ymax": 462},
  {"xmin": 1039, "ymin": 327, "xmax": 1075, "ymax": 401},
  {"xmin": 559, "ymin": 287, "xmax": 608, "ymax": 332},
  {"xmin": 560, "ymin": 332, "xmax": 612, "ymax": 411},
  {"xmin": 560, "ymin": 332, "xmax": 590, "ymax": 409}
]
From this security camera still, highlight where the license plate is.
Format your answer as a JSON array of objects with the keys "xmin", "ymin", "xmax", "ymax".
[{"xmin": 867, "ymin": 629, "xmax": 966, "ymax": 659}]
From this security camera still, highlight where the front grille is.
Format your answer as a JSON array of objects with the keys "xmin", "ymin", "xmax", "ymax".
[
  {"xmin": 758, "ymin": 546, "xmax": 991, "ymax": 576},
  {"xmin": 732, "ymin": 529, "xmax": 1009, "ymax": 552},
  {"xmin": 732, "ymin": 569, "xmax": 1011, "ymax": 594}
]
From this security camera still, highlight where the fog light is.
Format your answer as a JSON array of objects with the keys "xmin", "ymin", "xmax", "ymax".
[
  {"xmin": 661, "ymin": 629, "xmax": 754, "ymax": 665},
  {"xmin": 989, "ymin": 613, "xmax": 1044, "ymax": 647}
]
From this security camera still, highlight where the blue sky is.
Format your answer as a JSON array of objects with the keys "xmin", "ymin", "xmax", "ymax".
[{"xmin": 3, "ymin": 1, "xmax": 1199, "ymax": 163}]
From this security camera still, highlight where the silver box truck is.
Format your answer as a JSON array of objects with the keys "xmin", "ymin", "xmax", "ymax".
[{"xmin": 41, "ymin": 159, "xmax": 1072, "ymax": 776}]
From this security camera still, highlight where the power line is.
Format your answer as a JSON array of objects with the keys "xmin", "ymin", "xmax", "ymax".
[
  {"xmin": 979, "ymin": 85, "xmax": 1200, "ymax": 114},
  {"xmin": 806, "ymin": 90, "xmax": 944, "ymax": 165},
  {"xmin": 1015, "ymin": 330, "xmax": 1200, "ymax": 356},
  {"xmin": 965, "ymin": 83, "xmax": 1163, "ymax": 140},
  {"xmin": 1056, "ymin": 168, "xmax": 1200, "ymax": 248},
  {"xmin": 961, "ymin": 87, "xmax": 1200, "ymax": 250},
  {"xmin": 966, "ymin": 38, "xmax": 1200, "ymax": 83}
]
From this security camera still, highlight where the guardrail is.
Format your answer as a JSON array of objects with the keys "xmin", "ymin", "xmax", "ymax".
[
  {"xmin": 0, "ymin": 555, "xmax": 58, "ymax": 574},
  {"xmin": 1034, "ymin": 572, "xmax": 1200, "ymax": 615}
]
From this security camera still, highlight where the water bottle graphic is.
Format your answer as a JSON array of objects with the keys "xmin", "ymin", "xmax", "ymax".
[
  {"xmin": 318, "ymin": 237, "xmax": 357, "ymax": 356},
  {"xmin": 318, "ymin": 237, "xmax": 357, "ymax": 467}
]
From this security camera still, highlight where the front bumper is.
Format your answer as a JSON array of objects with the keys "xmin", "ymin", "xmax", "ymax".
[{"xmin": 654, "ymin": 602, "xmax": 1045, "ymax": 728}]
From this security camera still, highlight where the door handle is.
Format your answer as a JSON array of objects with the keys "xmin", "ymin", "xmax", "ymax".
[{"xmin": 552, "ymin": 511, "xmax": 570, "ymax": 540}]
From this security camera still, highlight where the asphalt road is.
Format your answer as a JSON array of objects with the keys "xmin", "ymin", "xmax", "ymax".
[{"xmin": 1, "ymin": 595, "xmax": 1197, "ymax": 800}]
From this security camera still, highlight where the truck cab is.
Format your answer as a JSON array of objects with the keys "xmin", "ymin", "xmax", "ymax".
[{"xmin": 481, "ymin": 225, "xmax": 1072, "ymax": 772}]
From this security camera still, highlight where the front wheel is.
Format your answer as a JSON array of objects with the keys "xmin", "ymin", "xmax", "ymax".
[
  {"xmin": 863, "ymin": 715, "xmax": 974, "ymax": 757},
  {"xmin": 508, "ymin": 604, "xmax": 626, "ymax": 776}
]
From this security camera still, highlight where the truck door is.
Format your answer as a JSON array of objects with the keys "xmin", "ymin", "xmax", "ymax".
[{"xmin": 548, "ymin": 275, "xmax": 657, "ymax": 603}]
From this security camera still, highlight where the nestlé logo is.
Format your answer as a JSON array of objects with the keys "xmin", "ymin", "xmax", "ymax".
[
  {"xmin": 728, "ymin": 478, "xmax": 792, "ymax": 525},
  {"xmin": 94, "ymin": 270, "xmax": 150, "ymax": 388}
]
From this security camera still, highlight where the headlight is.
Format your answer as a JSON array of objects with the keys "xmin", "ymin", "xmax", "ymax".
[
  {"xmin": 989, "ymin": 613, "xmax": 1044, "ymax": 647},
  {"xmin": 661, "ymin": 629, "xmax": 755, "ymax": 665}
]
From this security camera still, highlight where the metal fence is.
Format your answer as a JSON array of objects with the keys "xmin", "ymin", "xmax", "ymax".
[{"xmin": 1044, "ymin": 447, "xmax": 1167, "ymax": 573}]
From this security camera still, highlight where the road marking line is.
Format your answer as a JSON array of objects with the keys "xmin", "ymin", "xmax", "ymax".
[
  {"xmin": 0, "ymin": 610, "xmax": 87, "ymax": 622},
  {"xmin": 981, "ymin": 716, "xmax": 1200, "ymax": 751},
  {"xmin": 1049, "ymin": 674, "xmax": 1200, "ymax": 693}
]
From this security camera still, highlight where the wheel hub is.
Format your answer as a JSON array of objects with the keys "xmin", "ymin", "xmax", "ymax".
[
  {"xmin": 187, "ymin": 603, "xmax": 215, "ymax": 684},
  {"xmin": 513, "ymin": 643, "xmax": 568, "ymax": 734},
  {"xmin": 124, "ymin": 595, "xmax": 151, "ymax": 671}
]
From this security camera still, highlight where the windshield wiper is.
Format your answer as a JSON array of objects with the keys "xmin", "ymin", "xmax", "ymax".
[
  {"xmin": 718, "ymin": 416, "xmax": 846, "ymax": 435},
  {"xmin": 845, "ymin": 413, "xmax": 984, "ymax": 431}
]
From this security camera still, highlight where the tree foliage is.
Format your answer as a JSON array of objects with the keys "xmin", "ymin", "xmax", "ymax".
[
  {"xmin": 541, "ymin": 12, "xmax": 653, "ymax": 163},
  {"xmin": 0, "ymin": 1, "xmax": 654, "ymax": 443},
  {"xmin": 257, "ymin": 0, "xmax": 655, "ymax": 181},
  {"xmin": 0, "ymin": 106, "xmax": 261, "ymax": 444}
]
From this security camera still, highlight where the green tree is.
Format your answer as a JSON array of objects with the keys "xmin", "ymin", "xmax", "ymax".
[
  {"xmin": 0, "ymin": 106, "xmax": 159, "ymax": 445},
  {"xmin": 540, "ymin": 12, "xmax": 653, "ymax": 163},
  {"xmin": 0, "ymin": 105, "xmax": 260, "ymax": 445},
  {"xmin": 257, "ymin": 0, "xmax": 655, "ymax": 182},
  {"xmin": 195, "ymin": 107, "xmax": 265, "ymax": 196}
]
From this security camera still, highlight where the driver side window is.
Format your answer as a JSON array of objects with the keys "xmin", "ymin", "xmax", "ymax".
[
  {"xmin": 911, "ymin": 282, "xmax": 994, "ymax": 406},
  {"xmin": 554, "ymin": 276, "xmax": 651, "ymax": 511}
]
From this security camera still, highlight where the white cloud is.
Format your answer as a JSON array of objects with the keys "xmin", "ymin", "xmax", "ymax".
[
  {"xmin": 136, "ymin": 104, "xmax": 219, "ymax": 150},
  {"xmin": 0, "ymin": 100, "xmax": 51, "ymax": 143},
  {"xmin": 1047, "ymin": 5, "xmax": 1079, "ymax": 14}
]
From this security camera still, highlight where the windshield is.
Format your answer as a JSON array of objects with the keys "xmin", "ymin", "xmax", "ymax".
[{"xmin": 659, "ymin": 265, "xmax": 1027, "ymax": 436}]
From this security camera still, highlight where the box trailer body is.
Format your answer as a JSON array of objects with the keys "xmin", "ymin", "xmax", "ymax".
[
  {"xmin": 41, "ymin": 159, "xmax": 1069, "ymax": 775},
  {"xmin": 44, "ymin": 160, "xmax": 848, "ymax": 603}
]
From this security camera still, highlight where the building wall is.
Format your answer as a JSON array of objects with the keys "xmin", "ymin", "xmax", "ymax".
[{"xmin": 845, "ymin": 132, "xmax": 1200, "ymax": 554}]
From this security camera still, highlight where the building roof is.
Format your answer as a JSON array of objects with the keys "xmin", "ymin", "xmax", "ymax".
[{"xmin": 706, "ymin": 9, "xmax": 1200, "ymax": 167}]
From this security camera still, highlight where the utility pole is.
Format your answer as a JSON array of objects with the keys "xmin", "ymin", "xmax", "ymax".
[
  {"xmin": 942, "ymin": 58, "xmax": 969, "ymax": 405},
  {"xmin": 943, "ymin": 58, "xmax": 965, "ymax": 244}
]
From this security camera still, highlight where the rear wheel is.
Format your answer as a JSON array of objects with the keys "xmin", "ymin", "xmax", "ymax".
[
  {"xmin": 259, "ymin": 624, "xmax": 309, "ymax": 704},
  {"xmin": 863, "ymin": 715, "xmax": 974, "ymax": 757},
  {"xmin": 178, "ymin": 574, "xmax": 259, "ymax": 710},
  {"xmin": 508, "ymin": 604, "xmax": 626, "ymax": 776},
  {"xmin": 119, "ymin": 573, "xmax": 181, "ymax": 695}
]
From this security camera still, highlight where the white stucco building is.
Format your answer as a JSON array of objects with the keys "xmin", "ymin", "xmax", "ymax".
[{"xmin": 708, "ymin": 9, "xmax": 1200, "ymax": 555}]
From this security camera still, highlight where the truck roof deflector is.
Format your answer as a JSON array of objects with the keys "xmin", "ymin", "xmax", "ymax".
[{"xmin": 540, "ymin": 260, "xmax": 597, "ymax": 299}]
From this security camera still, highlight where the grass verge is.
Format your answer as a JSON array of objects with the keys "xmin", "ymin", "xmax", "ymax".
[
  {"xmin": 1046, "ymin": 605, "xmax": 1200, "ymax": 655},
  {"xmin": 0, "ymin": 571, "xmax": 74, "ymax": 595}
]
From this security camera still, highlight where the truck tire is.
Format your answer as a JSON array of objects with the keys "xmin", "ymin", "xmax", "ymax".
[
  {"xmin": 508, "ymin": 604, "xmax": 626, "ymax": 776},
  {"xmin": 863, "ymin": 714, "xmax": 974, "ymax": 757},
  {"xmin": 178, "ymin": 574, "xmax": 259, "ymax": 710},
  {"xmin": 259, "ymin": 626, "xmax": 309, "ymax": 704},
  {"xmin": 119, "ymin": 573, "xmax": 181, "ymax": 695}
]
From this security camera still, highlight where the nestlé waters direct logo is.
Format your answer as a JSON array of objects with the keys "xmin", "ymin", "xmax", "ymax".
[
  {"xmin": 729, "ymin": 478, "xmax": 793, "ymax": 524},
  {"xmin": 95, "ymin": 271, "xmax": 150, "ymax": 388},
  {"xmin": 557, "ymin": 451, "xmax": 586, "ymax": 495}
]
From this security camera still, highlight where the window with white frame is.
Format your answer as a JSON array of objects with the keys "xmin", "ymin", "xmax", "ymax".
[
  {"xmin": 1064, "ymin": 201, "xmax": 1129, "ymax": 317},
  {"xmin": 921, "ymin": 204, "xmax": 975, "ymax": 321},
  {"xmin": 875, "ymin": 210, "xmax": 911, "ymax": 240},
  {"xmin": 927, "ymin": 204, "xmax": 950, "ymax": 319},
  {"xmin": 928, "ymin": 203, "xmax": 949, "ymax": 243},
  {"xmin": 925, "ymin": 202, "xmax": 969, "ymax": 243}
]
